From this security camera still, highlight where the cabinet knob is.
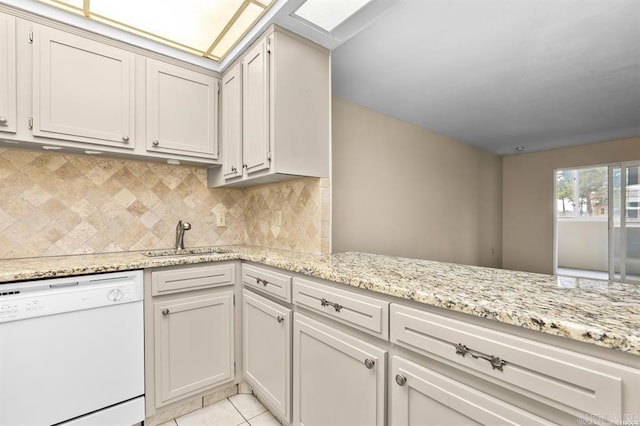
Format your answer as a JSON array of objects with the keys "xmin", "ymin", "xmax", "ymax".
[
  {"xmin": 242, "ymin": 164, "xmax": 248, "ymax": 169},
  {"xmin": 122, "ymin": 135, "xmax": 130, "ymax": 143},
  {"xmin": 162, "ymin": 308, "xmax": 170, "ymax": 316},
  {"xmin": 152, "ymin": 140, "xmax": 159, "ymax": 146},
  {"xmin": 364, "ymin": 359, "xmax": 375, "ymax": 369},
  {"xmin": 0, "ymin": 116, "xmax": 7, "ymax": 125},
  {"xmin": 276, "ymin": 316, "xmax": 284, "ymax": 323},
  {"xmin": 395, "ymin": 374, "xmax": 407, "ymax": 386},
  {"xmin": 231, "ymin": 166, "xmax": 237, "ymax": 172}
]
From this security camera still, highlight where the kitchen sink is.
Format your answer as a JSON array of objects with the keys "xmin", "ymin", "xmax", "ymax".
[{"xmin": 141, "ymin": 247, "xmax": 234, "ymax": 258}]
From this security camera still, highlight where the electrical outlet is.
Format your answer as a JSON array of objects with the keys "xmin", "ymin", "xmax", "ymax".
[
  {"xmin": 275, "ymin": 210, "xmax": 282, "ymax": 226},
  {"xmin": 217, "ymin": 212, "xmax": 226, "ymax": 227}
]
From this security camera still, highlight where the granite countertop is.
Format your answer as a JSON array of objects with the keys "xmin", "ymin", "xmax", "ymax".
[{"xmin": 1, "ymin": 245, "xmax": 639, "ymax": 356}]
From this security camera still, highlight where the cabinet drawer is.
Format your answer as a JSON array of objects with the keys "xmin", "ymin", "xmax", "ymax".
[
  {"xmin": 152, "ymin": 263, "xmax": 235, "ymax": 295},
  {"xmin": 293, "ymin": 277, "xmax": 389, "ymax": 339},
  {"xmin": 390, "ymin": 304, "xmax": 640, "ymax": 418},
  {"xmin": 242, "ymin": 264, "xmax": 291, "ymax": 302}
]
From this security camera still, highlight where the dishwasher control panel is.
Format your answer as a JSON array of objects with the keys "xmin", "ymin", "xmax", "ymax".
[{"xmin": 0, "ymin": 271, "xmax": 143, "ymax": 323}]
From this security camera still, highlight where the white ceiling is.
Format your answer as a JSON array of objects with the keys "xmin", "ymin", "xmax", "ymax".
[{"xmin": 329, "ymin": 0, "xmax": 640, "ymax": 155}]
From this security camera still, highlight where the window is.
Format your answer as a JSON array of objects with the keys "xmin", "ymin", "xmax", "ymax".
[
  {"xmin": 556, "ymin": 166, "xmax": 608, "ymax": 218},
  {"xmin": 555, "ymin": 162, "xmax": 640, "ymax": 283}
]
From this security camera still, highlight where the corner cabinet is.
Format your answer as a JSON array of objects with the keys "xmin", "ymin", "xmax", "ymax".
[
  {"xmin": 209, "ymin": 26, "xmax": 330, "ymax": 188},
  {"xmin": 293, "ymin": 313, "xmax": 386, "ymax": 426},
  {"xmin": 242, "ymin": 289, "xmax": 292, "ymax": 423},
  {"xmin": 0, "ymin": 12, "xmax": 16, "ymax": 134},
  {"xmin": 221, "ymin": 62, "xmax": 242, "ymax": 179},
  {"xmin": 32, "ymin": 24, "xmax": 135, "ymax": 148},
  {"xmin": 146, "ymin": 59, "xmax": 219, "ymax": 159},
  {"xmin": 241, "ymin": 36, "xmax": 271, "ymax": 175}
]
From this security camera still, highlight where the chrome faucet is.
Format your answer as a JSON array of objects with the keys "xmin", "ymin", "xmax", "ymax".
[{"xmin": 175, "ymin": 220, "xmax": 191, "ymax": 250}]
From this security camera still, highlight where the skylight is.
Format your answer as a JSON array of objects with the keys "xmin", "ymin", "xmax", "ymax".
[
  {"xmin": 293, "ymin": 0, "xmax": 372, "ymax": 32},
  {"xmin": 35, "ymin": 0, "xmax": 276, "ymax": 61}
]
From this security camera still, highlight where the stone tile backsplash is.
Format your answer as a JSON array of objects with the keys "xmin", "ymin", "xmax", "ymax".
[
  {"xmin": 244, "ymin": 177, "xmax": 330, "ymax": 255},
  {"xmin": 0, "ymin": 148, "xmax": 328, "ymax": 258}
]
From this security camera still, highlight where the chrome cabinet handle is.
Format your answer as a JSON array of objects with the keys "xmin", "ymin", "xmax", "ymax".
[
  {"xmin": 162, "ymin": 309, "xmax": 170, "ymax": 316},
  {"xmin": 395, "ymin": 374, "xmax": 407, "ymax": 386},
  {"xmin": 364, "ymin": 359, "xmax": 375, "ymax": 369},
  {"xmin": 152, "ymin": 140, "xmax": 159, "ymax": 146},
  {"xmin": 276, "ymin": 316, "xmax": 284, "ymax": 323},
  {"xmin": 256, "ymin": 277, "xmax": 269, "ymax": 286},
  {"xmin": 454, "ymin": 343, "xmax": 507, "ymax": 371},
  {"xmin": 0, "ymin": 116, "xmax": 7, "ymax": 125},
  {"xmin": 122, "ymin": 135, "xmax": 129, "ymax": 143},
  {"xmin": 320, "ymin": 298, "xmax": 343, "ymax": 312}
]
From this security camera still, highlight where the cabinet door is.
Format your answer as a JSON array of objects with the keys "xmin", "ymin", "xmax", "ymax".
[
  {"xmin": 0, "ymin": 12, "xmax": 16, "ymax": 134},
  {"xmin": 154, "ymin": 291, "xmax": 234, "ymax": 407},
  {"xmin": 32, "ymin": 25, "xmax": 134, "ymax": 148},
  {"xmin": 391, "ymin": 356, "xmax": 554, "ymax": 426},
  {"xmin": 146, "ymin": 59, "xmax": 218, "ymax": 158},
  {"xmin": 243, "ymin": 290, "xmax": 291, "ymax": 422},
  {"xmin": 293, "ymin": 313, "xmax": 386, "ymax": 426},
  {"xmin": 221, "ymin": 62, "xmax": 242, "ymax": 179},
  {"xmin": 242, "ymin": 36, "xmax": 270, "ymax": 174}
]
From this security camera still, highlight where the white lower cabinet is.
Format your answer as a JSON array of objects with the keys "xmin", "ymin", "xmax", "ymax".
[
  {"xmin": 242, "ymin": 289, "xmax": 292, "ymax": 423},
  {"xmin": 390, "ymin": 356, "xmax": 554, "ymax": 426},
  {"xmin": 293, "ymin": 313, "xmax": 386, "ymax": 426},
  {"xmin": 154, "ymin": 291, "xmax": 234, "ymax": 407},
  {"xmin": 145, "ymin": 263, "xmax": 238, "ymax": 417}
]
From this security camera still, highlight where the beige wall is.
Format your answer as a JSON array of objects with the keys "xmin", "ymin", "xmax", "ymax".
[
  {"xmin": 502, "ymin": 137, "xmax": 640, "ymax": 274},
  {"xmin": 332, "ymin": 97, "xmax": 503, "ymax": 267}
]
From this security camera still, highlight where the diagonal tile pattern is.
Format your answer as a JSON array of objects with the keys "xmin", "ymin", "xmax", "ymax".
[
  {"xmin": 0, "ymin": 148, "xmax": 329, "ymax": 258},
  {"xmin": 244, "ymin": 177, "xmax": 330, "ymax": 254},
  {"xmin": 0, "ymin": 149, "xmax": 244, "ymax": 258},
  {"xmin": 166, "ymin": 394, "xmax": 281, "ymax": 426}
]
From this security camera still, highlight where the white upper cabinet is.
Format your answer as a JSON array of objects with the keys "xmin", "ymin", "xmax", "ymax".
[
  {"xmin": 221, "ymin": 62, "xmax": 242, "ymax": 179},
  {"xmin": 32, "ymin": 25, "xmax": 135, "ymax": 148},
  {"xmin": 146, "ymin": 59, "xmax": 219, "ymax": 159},
  {"xmin": 209, "ymin": 27, "xmax": 330, "ymax": 188},
  {"xmin": 0, "ymin": 12, "xmax": 16, "ymax": 134},
  {"xmin": 241, "ymin": 36, "xmax": 271, "ymax": 175}
]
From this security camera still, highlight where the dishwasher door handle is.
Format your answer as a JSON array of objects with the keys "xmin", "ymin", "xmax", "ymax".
[{"xmin": 49, "ymin": 281, "xmax": 79, "ymax": 288}]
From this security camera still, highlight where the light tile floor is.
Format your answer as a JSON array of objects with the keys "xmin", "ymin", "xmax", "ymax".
[{"xmin": 159, "ymin": 394, "xmax": 281, "ymax": 426}]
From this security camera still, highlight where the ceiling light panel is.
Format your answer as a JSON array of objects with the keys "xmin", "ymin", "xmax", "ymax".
[
  {"xmin": 294, "ymin": 0, "xmax": 372, "ymax": 32},
  {"xmin": 36, "ymin": 0, "xmax": 276, "ymax": 61}
]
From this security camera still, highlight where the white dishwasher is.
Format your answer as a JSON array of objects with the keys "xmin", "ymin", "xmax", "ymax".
[{"xmin": 0, "ymin": 270, "xmax": 145, "ymax": 426}]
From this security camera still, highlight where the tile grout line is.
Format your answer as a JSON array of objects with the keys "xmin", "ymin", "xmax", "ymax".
[{"xmin": 227, "ymin": 396, "xmax": 251, "ymax": 425}]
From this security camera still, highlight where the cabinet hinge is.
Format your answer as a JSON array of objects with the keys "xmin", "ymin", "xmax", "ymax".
[
  {"xmin": 267, "ymin": 37, "xmax": 271, "ymax": 55},
  {"xmin": 28, "ymin": 30, "xmax": 33, "ymax": 44},
  {"xmin": 233, "ymin": 294, "xmax": 236, "ymax": 306},
  {"xmin": 267, "ymin": 151, "xmax": 272, "ymax": 161},
  {"xmin": 217, "ymin": 81, "xmax": 220, "ymax": 95},
  {"xmin": 234, "ymin": 362, "xmax": 236, "ymax": 375},
  {"xmin": 28, "ymin": 117, "xmax": 33, "ymax": 130}
]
